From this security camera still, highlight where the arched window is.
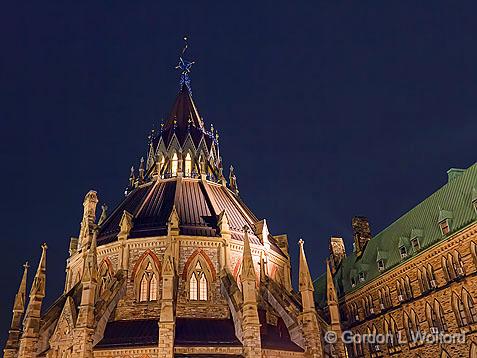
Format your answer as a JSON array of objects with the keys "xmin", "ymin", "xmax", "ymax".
[
  {"xmin": 452, "ymin": 292, "xmax": 468, "ymax": 327},
  {"xmin": 189, "ymin": 261, "xmax": 208, "ymax": 301},
  {"xmin": 184, "ymin": 153, "xmax": 192, "ymax": 177},
  {"xmin": 171, "ymin": 152, "xmax": 178, "ymax": 177},
  {"xmin": 158, "ymin": 155, "xmax": 165, "ymax": 177},
  {"xmin": 138, "ymin": 262, "xmax": 159, "ymax": 302},
  {"xmin": 426, "ymin": 300, "xmax": 447, "ymax": 333},
  {"xmin": 462, "ymin": 289, "xmax": 477, "ymax": 324}
]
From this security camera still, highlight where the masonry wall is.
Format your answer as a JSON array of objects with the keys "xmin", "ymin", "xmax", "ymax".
[{"xmin": 340, "ymin": 223, "xmax": 477, "ymax": 358}]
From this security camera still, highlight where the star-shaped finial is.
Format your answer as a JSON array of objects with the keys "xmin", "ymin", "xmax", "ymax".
[{"xmin": 175, "ymin": 36, "xmax": 195, "ymax": 93}]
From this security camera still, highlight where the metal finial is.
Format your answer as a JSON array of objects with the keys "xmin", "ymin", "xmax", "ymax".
[{"xmin": 175, "ymin": 36, "xmax": 195, "ymax": 93}]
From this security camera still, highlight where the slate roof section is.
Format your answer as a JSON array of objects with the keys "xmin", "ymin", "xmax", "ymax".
[
  {"xmin": 315, "ymin": 162, "xmax": 477, "ymax": 307},
  {"xmin": 175, "ymin": 318, "xmax": 241, "ymax": 346},
  {"xmin": 95, "ymin": 319, "xmax": 158, "ymax": 348}
]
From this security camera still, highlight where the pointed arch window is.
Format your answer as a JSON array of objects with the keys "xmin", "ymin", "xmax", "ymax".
[
  {"xmin": 426, "ymin": 300, "xmax": 447, "ymax": 333},
  {"xmin": 452, "ymin": 292, "xmax": 468, "ymax": 327},
  {"xmin": 138, "ymin": 262, "xmax": 159, "ymax": 302},
  {"xmin": 184, "ymin": 153, "xmax": 192, "ymax": 177},
  {"xmin": 189, "ymin": 261, "xmax": 208, "ymax": 301},
  {"xmin": 463, "ymin": 289, "xmax": 477, "ymax": 324},
  {"xmin": 171, "ymin": 152, "xmax": 178, "ymax": 177}
]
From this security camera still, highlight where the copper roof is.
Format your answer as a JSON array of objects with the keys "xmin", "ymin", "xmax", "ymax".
[{"xmin": 97, "ymin": 178, "xmax": 285, "ymax": 256}]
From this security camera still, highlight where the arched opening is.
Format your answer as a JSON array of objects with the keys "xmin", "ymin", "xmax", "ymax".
[
  {"xmin": 184, "ymin": 153, "xmax": 192, "ymax": 176},
  {"xmin": 189, "ymin": 261, "xmax": 209, "ymax": 301},
  {"xmin": 171, "ymin": 152, "xmax": 178, "ymax": 177}
]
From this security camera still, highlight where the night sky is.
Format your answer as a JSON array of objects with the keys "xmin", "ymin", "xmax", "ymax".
[{"xmin": 1, "ymin": 1, "xmax": 476, "ymax": 342}]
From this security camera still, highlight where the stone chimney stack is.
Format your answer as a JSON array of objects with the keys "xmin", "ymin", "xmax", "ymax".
[
  {"xmin": 352, "ymin": 216, "xmax": 372, "ymax": 257},
  {"xmin": 329, "ymin": 237, "xmax": 346, "ymax": 273}
]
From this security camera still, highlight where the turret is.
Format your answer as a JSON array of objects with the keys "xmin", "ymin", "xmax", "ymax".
[
  {"xmin": 298, "ymin": 240, "xmax": 323, "ymax": 357},
  {"xmin": 240, "ymin": 226, "xmax": 261, "ymax": 357},
  {"xmin": 79, "ymin": 190, "xmax": 99, "ymax": 249},
  {"xmin": 4, "ymin": 262, "xmax": 29, "ymax": 358},
  {"xmin": 74, "ymin": 231, "xmax": 99, "ymax": 357},
  {"xmin": 18, "ymin": 244, "xmax": 47, "ymax": 358}
]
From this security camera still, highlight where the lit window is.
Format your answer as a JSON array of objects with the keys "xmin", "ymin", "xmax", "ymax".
[
  {"xmin": 184, "ymin": 153, "xmax": 192, "ymax": 176},
  {"xmin": 189, "ymin": 274, "xmax": 198, "ymax": 300},
  {"xmin": 171, "ymin": 152, "xmax": 178, "ymax": 177},
  {"xmin": 439, "ymin": 220, "xmax": 450, "ymax": 235},
  {"xmin": 138, "ymin": 262, "xmax": 158, "ymax": 302},
  {"xmin": 399, "ymin": 246, "xmax": 408, "ymax": 259},
  {"xmin": 358, "ymin": 272, "xmax": 365, "ymax": 282},
  {"xmin": 140, "ymin": 274, "xmax": 148, "ymax": 302},
  {"xmin": 377, "ymin": 259, "xmax": 385, "ymax": 272},
  {"xmin": 411, "ymin": 238, "xmax": 420, "ymax": 252},
  {"xmin": 351, "ymin": 277, "xmax": 357, "ymax": 287},
  {"xmin": 189, "ymin": 261, "xmax": 208, "ymax": 301}
]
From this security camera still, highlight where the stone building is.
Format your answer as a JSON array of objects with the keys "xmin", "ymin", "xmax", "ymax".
[
  {"xmin": 4, "ymin": 45, "xmax": 477, "ymax": 358},
  {"xmin": 315, "ymin": 165, "xmax": 477, "ymax": 357},
  {"xmin": 3, "ymin": 50, "xmax": 329, "ymax": 358}
]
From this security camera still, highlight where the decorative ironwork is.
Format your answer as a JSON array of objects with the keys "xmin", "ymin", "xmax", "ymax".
[{"xmin": 175, "ymin": 36, "xmax": 195, "ymax": 93}]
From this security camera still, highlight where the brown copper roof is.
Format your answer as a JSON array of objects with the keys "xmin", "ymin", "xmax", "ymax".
[
  {"xmin": 164, "ymin": 85, "xmax": 203, "ymax": 130},
  {"xmin": 97, "ymin": 179, "xmax": 286, "ymax": 256}
]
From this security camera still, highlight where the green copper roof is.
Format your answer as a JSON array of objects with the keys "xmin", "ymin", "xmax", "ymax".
[{"xmin": 315, "ymin": 162, "xmax": 477, "ymax": 307}]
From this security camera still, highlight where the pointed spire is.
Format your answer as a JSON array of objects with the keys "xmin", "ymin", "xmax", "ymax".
[
  {"xmin": 298, "ymin": 239, "xmax": 314, "ymax": 293},
  {"xmin": 326, "ymin": 259, "xmax": 338, "ymax": 305},
  {"xmin": 129, "ymin": 166, "xmax": 135, "ymax": 187},
  {"xmin": 13, "ymin": 262, "xmax": 29, "ymax": 314},
  {"xmin": 30, "ymin": 243, "xmax": 47, "ymax": 298},
  {"xmin": 167, "ymin": 204, "xmax": 180, "ymax": 236},
  {"xmin": 241, "ymin": 226, "xmax": 256, "ymax": 282},
  {"xmin": 218, "ymin": 209, "xmax": 230, "ymax": 234},
  {"xmin": 229, "ymin": 165, "xmax": 239, "ymax": 195},
  {"xmin": 139, "ymin": 157, "xmax": 145, "ymax": 182},
  {"xmin": 119, "ymin": 210, "xmax": 134, "ymax": 238}
]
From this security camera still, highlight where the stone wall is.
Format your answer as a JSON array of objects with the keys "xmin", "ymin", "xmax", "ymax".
[{"xmin": 341, "ymin": 223, "xmax": 477, "ymax": 357}]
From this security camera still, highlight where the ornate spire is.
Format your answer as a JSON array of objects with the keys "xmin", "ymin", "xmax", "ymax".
[
  {"xmin": 13, "ymin": 262, "xmax": 29, "ymax": 313},
  {"xmin": 229, "ymin": 165, "xmax": 239, "ymax": 195},
  {"xmin": 4, "ymin": 262, "xmax": 29, "ymax": 357},
  {"xmin": 175, "ymin": 36, "xmax": 195, "ymax": 94},
  {"xmin": 298, "ymin": 239, "xmax": 314, "ymax": 293},
  {"xmin": 30, "ymin": 243, "xmax": 47, "ymax": 298}
]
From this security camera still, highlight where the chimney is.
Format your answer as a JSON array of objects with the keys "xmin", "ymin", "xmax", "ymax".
[
  {"xmin": 352, "ymin": 216, "xmax": 372, "ymax": 257},
  {"xmin": 329, "ymin": 237, "xmax": 346, "ymax": 273}
]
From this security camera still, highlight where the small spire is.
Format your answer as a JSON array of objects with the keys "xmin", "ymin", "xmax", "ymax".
[
  {"xmin": 13, "ymin": 262, "xmax": 29, "ymax": 314},
  {"xmin": 229, "ymin": 165, "xmax": 239, "ymax": 195},
  {"xmin": 30, "ymin": 244, "xmax": 47, "ymax": 299},
  {"xmin": 139, "ymin": 157, "xmax": 145, "ymax": 182},
  {"xmin": 298, "ymin": 239, "xmax": 314, "ymax": 293},
  {"xmin": 82, "ymin": 232, "xmax": 98, "ymax": 283},
  {"xmin": 129, "ymin": 166, "xmax": 135, "ymax": 187},
  {"xmin": 241, "ymin": 226, "xmax": 256, "ymax": 282}
]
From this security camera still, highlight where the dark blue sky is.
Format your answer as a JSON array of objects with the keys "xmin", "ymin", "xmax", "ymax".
[{"xmin": 1, "ymin": 1, "xmax": 476, "ymax": 341}]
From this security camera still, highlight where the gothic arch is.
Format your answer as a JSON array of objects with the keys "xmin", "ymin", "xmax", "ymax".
[
  {"xmin": 182, "ymin": 249, "xmax": 216, "ymax": 281},
  {"xmin": 462, "ymin": 288, "xmax": 477, "ymax": 324},
  {"xmin": 132, "ymin": 250, "xmax": 161, "ymax": 302},
  {"xmin": 183, "ymin": 249, "xmax": 215, "ymax": 301},
  {"xmin": 452, "ymin": 291, "xmax": 467, "ymax": 327},
  {"xmin": 97, "ymin": 257, "xmax": 114, "ymax": 297}
]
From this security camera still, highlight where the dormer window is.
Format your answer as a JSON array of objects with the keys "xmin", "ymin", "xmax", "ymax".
[
  {"xmin": 399, "ymin": 245, "xmax": 407, "ymax": 259},
  {"xmin": 359, "ymin": 272, "xmax": 365, "ymax": 282},
  {"xmin": 439, "ymin": 219, "xmax": 450, "ymax": 235},
  {"xmin": 351, "ymin": 276, "xmax": 357, "ymax": 288},
  {"xmin": 377, "ymin": 259, "xmax": 385, "ymax": 272},
  {"xmin": 411, "ymin": 237, "xmax": 420, "ymax": 252}
]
